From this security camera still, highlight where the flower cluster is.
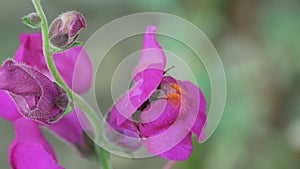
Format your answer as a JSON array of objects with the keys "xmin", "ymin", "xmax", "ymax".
[
  {"xmin": 0, "ymin": 5, "xmax": 207, "ymax": 167},
  {"xmin": 105, "ymin": 25, "xmax": 207, "ymax": 161},
  {"xmin": 0, "ymin": 33, "xmax": 93, "ymax": 168}
]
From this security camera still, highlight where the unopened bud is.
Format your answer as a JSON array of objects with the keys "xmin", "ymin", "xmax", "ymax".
[
  {"xmin": 22, "ymin": 12, "xmax": 42, "ymax": 28},
  {"xmin": 49, "ymin": 11, "xmax": 86, "ymax": 49}
]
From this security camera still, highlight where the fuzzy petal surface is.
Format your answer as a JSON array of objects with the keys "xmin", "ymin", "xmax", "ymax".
[{"xmin": 0, "ymin": 60, "xmax": 69, "ymax": 124}]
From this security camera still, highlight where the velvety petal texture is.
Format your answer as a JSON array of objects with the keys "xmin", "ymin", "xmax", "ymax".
[
  {"xmin": 0, "ymin": 60, "xmax": 69, "ymax": 124},
  {"xmin": 9, "ymin": 118, "xmax": 63, "ymax": 169},
  {"xmin": 14, "ymin": 33, "xmax": 92, "ymax": 94}
]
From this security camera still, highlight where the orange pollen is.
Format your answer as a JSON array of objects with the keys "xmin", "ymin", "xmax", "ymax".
[
  {"xmin": 166, "ymin": 93, "xmax": 182, "ymax": 106},
  {"xmin": 171, "ymin": 83, "xmax": 183, "ymax": 93},
  {"xmin": 165, "ymin": 83, "xmax": 184, "ymax": 106}
]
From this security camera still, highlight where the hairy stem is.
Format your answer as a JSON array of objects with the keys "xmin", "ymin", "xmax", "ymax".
[
  {"xmin": 31, "ymin": 0, "xmax": 73, "ymax": 98},
  {"xmin": 31, "ymin": 0, "xmax": 112, "ymax": 168},
  {"xmin": 73, "ymin": 94, "xmax": 112, "ymax": 169}
]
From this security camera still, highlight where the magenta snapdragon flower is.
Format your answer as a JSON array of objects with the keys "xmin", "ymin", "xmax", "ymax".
[
  {"xmin": 106, "ymin": 26, "xmax": 207, "ymax": 161},
  {"xmin": 0, "ymin": 33, "xmax": 93, "ymax": 168}
]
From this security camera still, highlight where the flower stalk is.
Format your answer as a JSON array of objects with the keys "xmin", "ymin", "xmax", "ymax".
[
  {"xmin": 31, "ymin": 0, "xmax": 72, "ymax": 98},
  {"xmin": 30, "ymin": 0, "xmax": 112, "ymax": 168}
]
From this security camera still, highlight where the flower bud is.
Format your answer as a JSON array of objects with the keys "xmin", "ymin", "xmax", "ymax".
[
  {"xmin": 49, "ymin": 11, "xmax": 86, "ymax": 49},
  {"xmin": 22, "ymin": 12, "xmax": 42, "ymax": 28},
  {"xmin": 0, "ymin": 60, "xmax": 70, "ymax": 124}
]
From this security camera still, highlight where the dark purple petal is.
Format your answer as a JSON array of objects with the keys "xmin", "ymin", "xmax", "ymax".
[
  {"xmin": 0, "ymin": 91, "xmax": 21, "ymax": 122},
  {"xmin": 14, "ymin": 33, "xmax": 92, "ymax": 94},
  {"xmin": 9, "ymin": 118, "xmax": 62, "ymax": 169},
  {"xmin": 114, "ymin": 25, "xmax": 166, "ymax": 125},
  {"xmin": 138, "ymin": 76, "xmax": 206, "ymax": 159},
  {"xmin": 105, "ymin": 106, "xmax": 141, "ymax": 152},
  {"xmin": 0, "ymin": 60, "xmax": 69, "ymax": 124}
]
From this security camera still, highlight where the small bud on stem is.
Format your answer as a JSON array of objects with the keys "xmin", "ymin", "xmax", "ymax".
[
  {"xmin": 22, "ymin": 12, "xmax": 42, "ymax": 28},
  {"xmin": 49, "ymin": 11, "xmax": 86, "ymax": 49}
]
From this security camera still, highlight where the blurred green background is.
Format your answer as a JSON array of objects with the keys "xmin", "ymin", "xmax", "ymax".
[{"xmin": 1, "ymin": 0, "xmax": 300, "ymax": 169}]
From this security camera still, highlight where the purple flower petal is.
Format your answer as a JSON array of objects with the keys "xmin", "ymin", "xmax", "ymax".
[
  {"xmin": 9, "ymin": 118, "xmax": 62, "ymax": 169},
  {"xmin": 158, "ymin": 133, "xmax": 192, "ymax": 161},
  {"xmin": 142, "ymin": 120, "xmax": 191, "ymax": 158},
  {"xmin": 139, "ymin": 103, "xmax": 188, "ymax": 160},
  {"xmin": 139, "ymin": 100, "xmax": 178, "ymax": 137},
  {"xmin": 54, "ymin": 47, "xmax": 93, "ymax": 94},
  {"xmin": 47, "ymin": 107, "xmax": 85, "ymax": 146},
  {"xmin": 14, "ymin": 33, "xmax": 48, "ymax": 75},
  {"xmin": 10, "ymin": 143, "xmax": 64, "ymax": 169},
  {"xmin": 159, "ymin": 76, "xmax": 206, "ymax": 141},
  {"xmin": 133, "ymin": 25, "xmax": 166, "ymax": 81},
  {"xmin": 105, "ymin": 106, "xmax": 141, "ymax": 152},
  {"xmin": 103, "ymin": 25, "xmax": 207, "ymax": 160},
  {"xmin": 138, "ymin": 76, "xmax": 206, "ymax": 159},
  {"xmin": 0, "ymin": 60, "xmax": 69, "ymax": 124},
  {"xmin": 0, "ymin": 91, "xmax": 21, "ymax": 122},
  {"xmin": 14, "ymin": 33, "xmax": 92, "ymax": 94},
  {"xmin": 179, "ymin": 81, "xmax": 207, "ymax": 142},
  {"xmin": 115, "ymin": 25, "xmax": 166, "ymax": 125}
]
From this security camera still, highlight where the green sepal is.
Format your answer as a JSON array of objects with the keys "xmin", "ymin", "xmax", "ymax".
[
  {"xmin": 22, "ymin": 12, "xmax": 42, "ymax": 28},
  {"xmin": 51, "ymin": 41, "xmax": 84, "ymax": 53}
]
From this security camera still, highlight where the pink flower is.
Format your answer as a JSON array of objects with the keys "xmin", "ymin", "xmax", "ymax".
[
  {"xmin": 0, "ymin": 33, "xmax": 93, "ymax": 168},
  {"xmin": 105, "ymin": 25, "xmax": 207, "ymax": 161},
  {"xmin": 15, "ymin": 33, "xmax": 92, "ymax": 94},
  {"xmin": 9, "ymin": 118, "xmax": 63, "ymax": 169}
]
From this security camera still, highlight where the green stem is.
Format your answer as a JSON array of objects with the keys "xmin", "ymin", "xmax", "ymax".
[
  {"xmin": 73, "ymin": 93, "xmax": 112, "ymax": 169},
  {"xmin": 31, "ymin": 0, "xmax": 72, "ymax": 98},
  {"xmin": 30, "ymin": 0, "xmax": 112, "ymax": 169},
  {"xmin": 96, "ymin": 146, "xmax": 112, "ymax": 169}
]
